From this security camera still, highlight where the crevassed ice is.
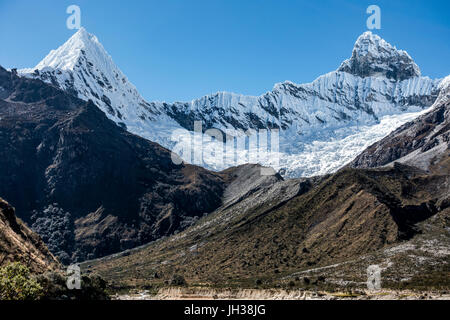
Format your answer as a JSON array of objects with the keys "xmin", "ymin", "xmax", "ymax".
[{"xmin": 170, "ymin": 106, "xmax": 433, "ymax": 177}]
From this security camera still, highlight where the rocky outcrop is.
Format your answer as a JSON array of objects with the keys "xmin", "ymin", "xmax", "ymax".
[
  {"xmin": 0, "ymin": 198, "xmax": 59, "ymax": 273},
  {"xmin": 338, "ymin": 31, "xmax": 421, "ymax": 80}
]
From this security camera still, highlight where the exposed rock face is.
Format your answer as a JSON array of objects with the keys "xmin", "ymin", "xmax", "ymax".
[
  {"xmin": 0, "ymin": 66, "xmax": 226, "ymax": 262},
  {"xmin": 0, "ymin": 198, "xmax": 59, "ymax": 273},
  {"xmin": 350, "ymin": 78, "xmax": 450, "ymax": 170},
  {"xmin": 338, "ymin": 31, "xmax": 421, "ymax": 81}
]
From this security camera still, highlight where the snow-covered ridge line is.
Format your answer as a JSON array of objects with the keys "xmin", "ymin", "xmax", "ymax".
[{"xmin": 18, "ymin": 28, "xmax": 445, "ymax": 177}]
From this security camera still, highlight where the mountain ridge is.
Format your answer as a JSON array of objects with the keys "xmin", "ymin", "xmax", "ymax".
[{"xmin": 18, "ymin": 30, "xmax": 444, "ymax": 177}]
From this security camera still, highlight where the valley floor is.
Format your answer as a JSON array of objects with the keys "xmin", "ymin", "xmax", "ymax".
[
  {"xmin": 84, "ymin": 214, "xmax": 450, "ymax": 300},
  {"xmin": 113, "ymin": 287, "xmax": 450, "ymax": 300}
]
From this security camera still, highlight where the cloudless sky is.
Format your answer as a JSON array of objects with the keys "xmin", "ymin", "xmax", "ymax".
[{"xmin": 0, "ymin": 0, "xmax": 449, "ymax": 103}]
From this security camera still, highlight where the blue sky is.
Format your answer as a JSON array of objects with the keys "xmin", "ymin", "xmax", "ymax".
[{"xmin": 1, "ymin": 0, "xmax": 449, "ymax": 103}]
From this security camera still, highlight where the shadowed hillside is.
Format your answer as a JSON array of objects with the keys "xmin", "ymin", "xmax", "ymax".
[{"xmin": 0, "ymin": 66, "xmax": 227, "ymax": 262}]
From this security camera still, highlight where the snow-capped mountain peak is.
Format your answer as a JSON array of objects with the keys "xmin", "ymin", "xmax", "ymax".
[
  {"xmin": 353, "ymin": 31, "xmax": 396, "ymax": 56},
  {"xmin": 18, "ymin": 30, "xmax": 443, "ymax": 178},
  {"xmin": 338, "ymin": 31, "xmax": 421, "ymax": 80},
  {"xmin": 19, "ymin": 28, "xmax": 165, "ymax": 135},
  {"xmin": 33, "ymin": 27, "xmax": 103, "ymax": 71}
]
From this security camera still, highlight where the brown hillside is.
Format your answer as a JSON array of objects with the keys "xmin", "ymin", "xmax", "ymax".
[{"xmin": 0, "ymin": 198, "xmax": 59, "ymax": 273}]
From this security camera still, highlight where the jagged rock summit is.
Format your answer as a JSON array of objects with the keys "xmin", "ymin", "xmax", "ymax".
[{"xmin": 338, "ymin": 31, "xmax": 421, "ymax": 80}]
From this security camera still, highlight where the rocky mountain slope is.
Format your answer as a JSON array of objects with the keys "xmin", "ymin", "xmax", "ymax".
[
  {"xmin": 19, "ymin": 29, "xmax": 443, "ymax": 177},
  {"xmin": 0, "ymin": 198, "xmax": 59, "ymax": 273},
  {"xmin": 0, "ymin": 66, "xmax": 229, "ymax": 263},
  {"xmin": 83, "ymin": 158, "xmax": 449, "ymax": 289},
  {"xmin": 83, "ymin": 89, "xmax": 450, "ymax": 289},
  {"xmin": 350, "ymin": 76, "xmax": 450, "ymax": 170}
]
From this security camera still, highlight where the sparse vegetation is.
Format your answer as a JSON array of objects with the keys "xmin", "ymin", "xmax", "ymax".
[
  {"xmin": 31, "ymin": 204, "xmax": 75, "ymax": 265},
  {"xmin": 169, "ymin": 274, "xmax": 187, "ymax": 286},
  {"xmin": 0, "ymin": 262, "xmax": 110, "ymax": 300},
  {"xmin": 0, "ymin": 262, "xmax": 43, "ymax": 300},
  {"xmin": 35, "ymin": 271, "xmax": 110, "ymax": 300}
]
